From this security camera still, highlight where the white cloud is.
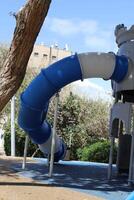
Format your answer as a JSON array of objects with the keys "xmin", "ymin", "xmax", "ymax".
[
  {"xmin": 85, "ymin": 35, "xmax": 111, "ymax": 52},
  {"xmin": 49, "ymin": 18, "xmax": 78, "ymax": 36},
  {"xmin": 84, "ymin": 28, "xmax": 117, "ymax": 52},
  {"xmin": 47, "ymin": 17, "xmax": 117, "ymax": 52},
  {"xmin": 80, "ymin": 20, "xmax": 98, "ymax": 34},
  {"xmin": 48, "ymin": 18, "xmax": 98, "ymax": 36}
]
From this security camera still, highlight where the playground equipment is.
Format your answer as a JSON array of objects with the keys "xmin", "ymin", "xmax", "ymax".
[
  {"xmin": 108, "ymin": 24, "xmax": 134, "ymax": 184},
  {"xmin": 18, "ymin": 53, "xmax": 128, "ymax": 160},
  {"xmin": 18, "ymin": 24, "xmax": 134, "ymax": 183}
]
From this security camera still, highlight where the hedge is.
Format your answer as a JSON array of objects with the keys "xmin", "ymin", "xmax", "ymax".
[
  {"xmin": 4, "ymin": 120, "xmax": 44, "ymax": 157},
  {"xmin": 77, "ymin": 140, "xmax": 117, "ymax": 163}
]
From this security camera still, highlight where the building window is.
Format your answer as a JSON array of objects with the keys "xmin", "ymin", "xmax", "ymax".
[
  {"xmin": 43, "ymin": 54, "xmax": 48, "ymax": 59},
  {"xmin": 34, "ymin": 52, "xmax": 39, "ymax": 57},
  {"xmin": 52, "ymin": 56, "xmax": 57, "ymax": 61}
]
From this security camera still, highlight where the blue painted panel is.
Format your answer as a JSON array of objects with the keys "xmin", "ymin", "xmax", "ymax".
[{"xmin": 110, "ymin": 55, "xmax": 128, "ymax": 82}]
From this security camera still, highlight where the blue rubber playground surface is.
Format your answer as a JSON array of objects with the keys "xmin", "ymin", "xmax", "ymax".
[{"xmin": 11, "ymin": 158, "xmax": 134, "ymax": 200}]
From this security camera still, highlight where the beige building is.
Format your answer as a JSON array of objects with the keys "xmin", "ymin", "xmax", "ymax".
[{"xmin": 27, "ymin": 44, "xmax": 72, "ymax": 70}]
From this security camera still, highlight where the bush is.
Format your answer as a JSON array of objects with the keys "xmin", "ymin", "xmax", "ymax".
[
  {"xmin": 77, "ymin": 140, "xmax": 117, "ymax": 163},
  {"xmin": 0, "ymin": 43, "xmax": 8, "ymax": 70},
  {"xmin": 4, "ymin": 120, "xmax": 44, "ymax": 157},
  {"xmin": 47, "ymin": 93, "xmax": 110, "ymax": 160}
]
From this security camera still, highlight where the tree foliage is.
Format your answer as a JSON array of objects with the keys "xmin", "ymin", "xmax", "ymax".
[
  {"xmin": 47, "ymin": 92, "xmax": 110, "ymax": 159},
  {"xmin": 0, "ymin": 44, "xmax": 8, "ymax": 70},
  {"xmin": 4, "ymin": 119, "xmax": 44, "ymax": 157}
]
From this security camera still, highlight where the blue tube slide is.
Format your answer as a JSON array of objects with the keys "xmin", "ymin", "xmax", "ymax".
[{"xmin": 18, "ymin": 53, "xmax": 128, "ymax": 161}]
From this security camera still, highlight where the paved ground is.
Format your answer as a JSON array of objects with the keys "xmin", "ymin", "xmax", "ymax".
[
  {"xmin": 10, "ymin": 158, "xmax": 134, "ymax": 200},
  {"xmin": 0, "ymin": 157, "xmax": 102, "ymax": 200}
]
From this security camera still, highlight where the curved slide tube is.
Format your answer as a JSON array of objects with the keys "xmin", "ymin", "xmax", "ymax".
[{"xmin": 18, "ymin": 52, "xmax": 128, "ymax": 161}]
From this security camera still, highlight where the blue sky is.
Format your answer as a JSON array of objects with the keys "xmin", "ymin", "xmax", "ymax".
[{"xmin": 1, "ymin": 0, "xmax": 134, "ymax": 98}]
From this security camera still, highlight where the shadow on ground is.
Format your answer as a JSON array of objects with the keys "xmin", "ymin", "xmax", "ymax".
[{"xmin": 6, "ymin": 159, "xmax": 133, "ymax": 200}]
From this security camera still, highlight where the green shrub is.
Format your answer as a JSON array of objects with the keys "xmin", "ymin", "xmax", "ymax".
[
  {"xmin": 77, "ymin": 140, "xmax": 117, "ymax": 163},
  {"xmin": 47, "ymin": 94, "xmax": 110, "ymax": 160},
  {"xmin": 4, "ymin": 120, "xmax": 44, "ymax": 157}
]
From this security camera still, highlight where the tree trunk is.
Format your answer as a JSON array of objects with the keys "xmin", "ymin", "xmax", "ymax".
[{"xmin": 0, "ymin": 0, "xmax": 51, "ymax": 112}]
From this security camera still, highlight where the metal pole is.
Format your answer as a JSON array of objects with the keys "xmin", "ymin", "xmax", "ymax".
[
  {"xmin": 11, "ymin": 96, "xmax": 15, "ymax": 156},
  {"xmin": 116, "ymin": 120, "xmax": 123, "ymax": 174},
  {"xmin": 128, "ymin": 133, "xmax": 134, "ymax": 185},
  {"xmin": 108, "ymin": 94, "xmax": 118, "ymax": 180},
  {"xmin": 47, "ymin": 154, "xmax": 50, "ymax": 167},
  {"xmin": 22, "ymin": 135, "xmax": 29, "ymax": 169},
  {"xmin": 48, "ymin": 93, "xmax": 59, "ymax": 177},
  {"xmin": 108, "ymin": 136, "xmax": 115, "ymax": 180},
  {"xmin": 31, "ymin": 147, "xmax": 40, "ymax": 158},
  {"xmin": 128, "ymin": 110, "xmax": 134, "ymax": 185}
]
